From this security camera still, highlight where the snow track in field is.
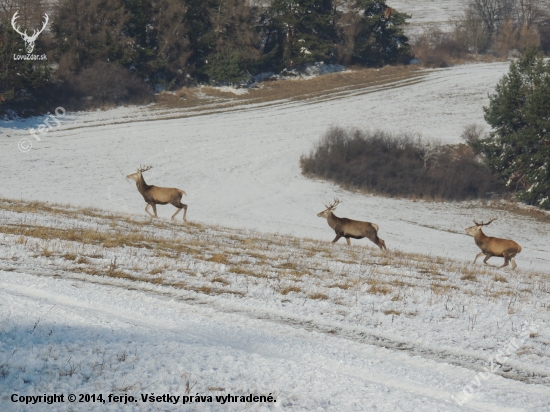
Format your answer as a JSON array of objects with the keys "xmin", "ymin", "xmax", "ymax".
[{"xmin": 2, "ymin": 272, "xmax": 549, "ymax": 411}]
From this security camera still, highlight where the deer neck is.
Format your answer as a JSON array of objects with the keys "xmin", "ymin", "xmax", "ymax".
[
  {"xmin": 136, "ymin": 174, "xmax": 151, "ymax": 196},
  {"xmin": 474, "ymin": 228, "xmax": 489, "ymax": 247},
  {"xmin": 327, "ymin": 212, "xmax": 340, "ymax": 230}
]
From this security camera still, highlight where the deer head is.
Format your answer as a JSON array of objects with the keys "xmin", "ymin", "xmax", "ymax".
[
  {"xmin": 126, "ymin": 165, "xmax": 153, "ymax": 182},
  {"xmin": 317, "ymin": 198, "xmax": 341, "ymax": 218},
  {"xmin": 465, "ymin": 218, "xmax": 497, "ymax": 237},
  {"xmin": 12, "ymin": 12, "xmax": 49, "ymax": 54}
]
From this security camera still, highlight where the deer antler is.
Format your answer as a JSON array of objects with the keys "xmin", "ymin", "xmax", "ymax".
[
  {"xmin": 11, "ymin": 12, "xmax": 48, "ymax": 40},
  {"xmin": 137, "ymin": 165, "xmax": 153, "ymax": 173},
  {"xmin": 11, "ymin": 12, "xmax": 26, "ymax": 37},
  {"xmin": 325, "ymin": 198, "xmax": 341, "ymax": 210},
  {"xmin": 28, "ymin": 13, "xmax": 49, "ymax": 41},
  {"xmin": 473, "ymin": 217, "xmax": 497, "ymax": 226}
]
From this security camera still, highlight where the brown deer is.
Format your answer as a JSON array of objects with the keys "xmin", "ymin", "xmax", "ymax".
[
  {"xmin": 465, "ymin": 218, "xmax": 522, "ymax": 269},
  {"xmin": 317, "ymin": 199, "xmax": 386, "ymax": 250},
  {"xmin": 127, "ymin": 165, "xmax": 188, "ymax": 221}
]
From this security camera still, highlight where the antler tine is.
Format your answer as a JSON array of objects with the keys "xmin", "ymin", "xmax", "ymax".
[
  {"xmin": 137, "ymin": 164, "xmax": 153, "ymax": 173},
  {"xmin": 11, "ymin": 11, "xmax": 26, "ymax": 36},
  {"xmin": 474, "ymin": 217, "xmax": 498, "ymax": 226},
  {"xmin": 29, "ymin": 13, "xmax": 48, "ymax": 40},
  {"xmin": 329, "ymin": 198, "xmax": 341, "ymax": 210}
]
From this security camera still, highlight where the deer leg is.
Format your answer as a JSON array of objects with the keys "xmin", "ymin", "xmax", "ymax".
[
  {"xmin": 332, "ymin": 234, "xmax": 342, "ymax": 244},
  {"xmin": 483, "ymin": 253, "xmax": 493, "ymax": 265},
  {"xmin": 499, "ymin": 250, "xmax": 516, "ymax": 269},
  {"xmin": 145, "ymin": 204, "xmax": 155, "ymax": 218},
  {"xmin": 171, "ymin": 208, "xmax": 182, "ymax": 220},
  {"xmin": 151, "ymin": 203, "xmax": 158, "ymax": 218},
  {"xmin": 346, "ymin": 237, "xmax": 351, "ymax": 246},
  {"xmin": 498, "ymin": 256, "xmax": 510, "ymax": 269},
  {"xmin": 368, "ymin": 235, "xmax": 386, "ymax": 250},
  {"xmin": 473, "ymin": 252, "xmax": 485, "ymax": 264},
  {"xmin": 182, "ymin": 204, "xmax": 188, "ymax": 221}
]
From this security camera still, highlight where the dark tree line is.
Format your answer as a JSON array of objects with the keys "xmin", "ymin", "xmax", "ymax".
[{"xmin": 0, "ymin": 0, "xmax": 411, "ymax": 113}]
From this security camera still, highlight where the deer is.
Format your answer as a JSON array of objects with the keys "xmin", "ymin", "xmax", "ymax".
[
  {"xmin": 11, "ymin": 11, "xmax": 49, "ymax": 54},
  {"xmin": 465, "ymin": 218, "xmax": 522, "ymax": 269},
  {"xmin": 126, "ymin": 165, "xmax": 188, "ymax": 221},
  {"xmin": 317, "ymin": 199, "xmax": 386, "ymax": 250}
]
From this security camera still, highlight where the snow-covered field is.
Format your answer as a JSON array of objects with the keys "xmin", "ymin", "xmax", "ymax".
[
  {"xmin": 0, "ymin": 201, "xmax": 549, "ymax": 411},
  {"xmin": 1, "ymin": 62, "xmax": 548, "ymax": 271},
  {"xmin": 389, "ymin": 0, "xmax": 465, "ymax": 31},
  {"xmin": 1, "ymin": 62, "xmax": 550, "ymax": 410}
]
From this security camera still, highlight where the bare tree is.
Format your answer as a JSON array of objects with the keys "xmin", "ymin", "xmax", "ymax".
[
  {"xmin": 516, "ymin": 0, "xmax": 546, "ymax": 27},
  {"xmin": 468, "ymin": 0, "xmax": 517, "ymax": 35}
]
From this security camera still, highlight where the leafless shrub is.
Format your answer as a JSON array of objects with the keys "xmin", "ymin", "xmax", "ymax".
[
  {"xmin": 461, "ymin": 123, "xmax": 487, "ymax": 147},
  {"xmin": 63, "ymin": 62, "xmax": 153, "ymax": 110},
  {"xmin": 412, "ymin": 25, "xmax": 469, "ymax": 67},
  {"xmin": 301, "ymin": 127, "xmax": 501, "ymax": 201}
]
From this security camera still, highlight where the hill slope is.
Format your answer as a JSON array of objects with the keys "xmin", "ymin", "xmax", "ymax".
[
  {"xmin": 2, "ymin": 62, "xmax": 549, "ymax": 272},
  {"xmin": 1, "ymin": 200, "xmax": 549, "ymax": 410}
]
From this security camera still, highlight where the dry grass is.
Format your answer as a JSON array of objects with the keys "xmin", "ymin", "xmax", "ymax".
[
  {"xmin": 62, "ymin": 253, "xmax": 77, "ymax": 261},
  {"xmin": 431, "ymin": 283, "xmax": 452, "ymax": 295},
  {"xmin": 309, "ymin": 292, "xmax": 329, "ymax": 300},
  {"xmin": 281, "ymin": 286, "xmax": 302, "ymax": 295},
  {"xmin": 383, "ymin": 309, "xmax": 402, "ymax": 316},
  {"xmin": 41, "ymin": 246, "xmax": 53, "ymax": 258},
  {"xmin": 460, "ymin": 273, "xmax": 478, "ymax": 282},
  {"xmin": 212, "ymin": 276, "xmax": 230, "ymax": 286},
  {"xmin": 229, "ymin": 266, "xmax": 265, "ymax": 278},
  {"xmin": 493, "ymin": 275, "xmax": 508, "ymax": 283},
  {"xmin": 156, "ymin": 66, "xmax": 424, "ymax": 113},
  {"xmin": 328, "ymin": 283, "xmax": 352, "ymax": 290},
  {"xmin": 149, "ymin": 267, "xmax": 165, "ymax": 275},
  {"xmin": 367, "ymin": 279, "xmax": 393, "ymax": 295},
  {"xmin": 209, "ymin": 254, "xmax": 228, "ymax": 264}
]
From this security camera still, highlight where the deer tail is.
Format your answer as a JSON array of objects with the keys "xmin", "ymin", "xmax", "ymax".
[
  {"xmin": 372, "ymin": 223, "xmax": 379, "ymax": 232},
  {"xmin": 177, "ymin": 189, "xmax": 187, "ymax": 196}
]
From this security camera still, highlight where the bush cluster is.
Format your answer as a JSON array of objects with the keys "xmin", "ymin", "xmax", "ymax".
[{"xmin": 300, "ymin": 127, "xmax": 502, "ymax": 201}]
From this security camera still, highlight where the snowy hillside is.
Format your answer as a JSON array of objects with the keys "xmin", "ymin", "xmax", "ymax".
[
  {"xmin": 389, "ymin": 0, "xmax": 465, "ymax": 31},
  {"xmin": 1, "ymin": 200, "xmax": 549, "ymax": 411},
  {"xmin": 1, "ymin": 60, "xmax": 550, "ymax": 410},
  {"xmin": 2, "ymin": 62, "xmax": 549, "ymax": 273}
]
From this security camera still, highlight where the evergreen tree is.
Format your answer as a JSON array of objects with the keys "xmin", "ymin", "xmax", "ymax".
[
  {"xmin": 204, "ymin": 0, "xmax": 261, "ymax": 83},
  {"xmin": 479, "ymin": 49, "xmax": 550, "ymax": 209},
  {"xmin": 351, "ymin": 0, "xmax": 410, "ymax": 66},
  {"xmin": 185, "ymin": 0, "xmax": 221, "ymax": 79},
  {"xmin": 52, "ymin": 0, "xmax": 132, "ymax": 75},
  {"xmin": 266, "ymin": 0, "xmax": 336, "ymax": 69}
]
